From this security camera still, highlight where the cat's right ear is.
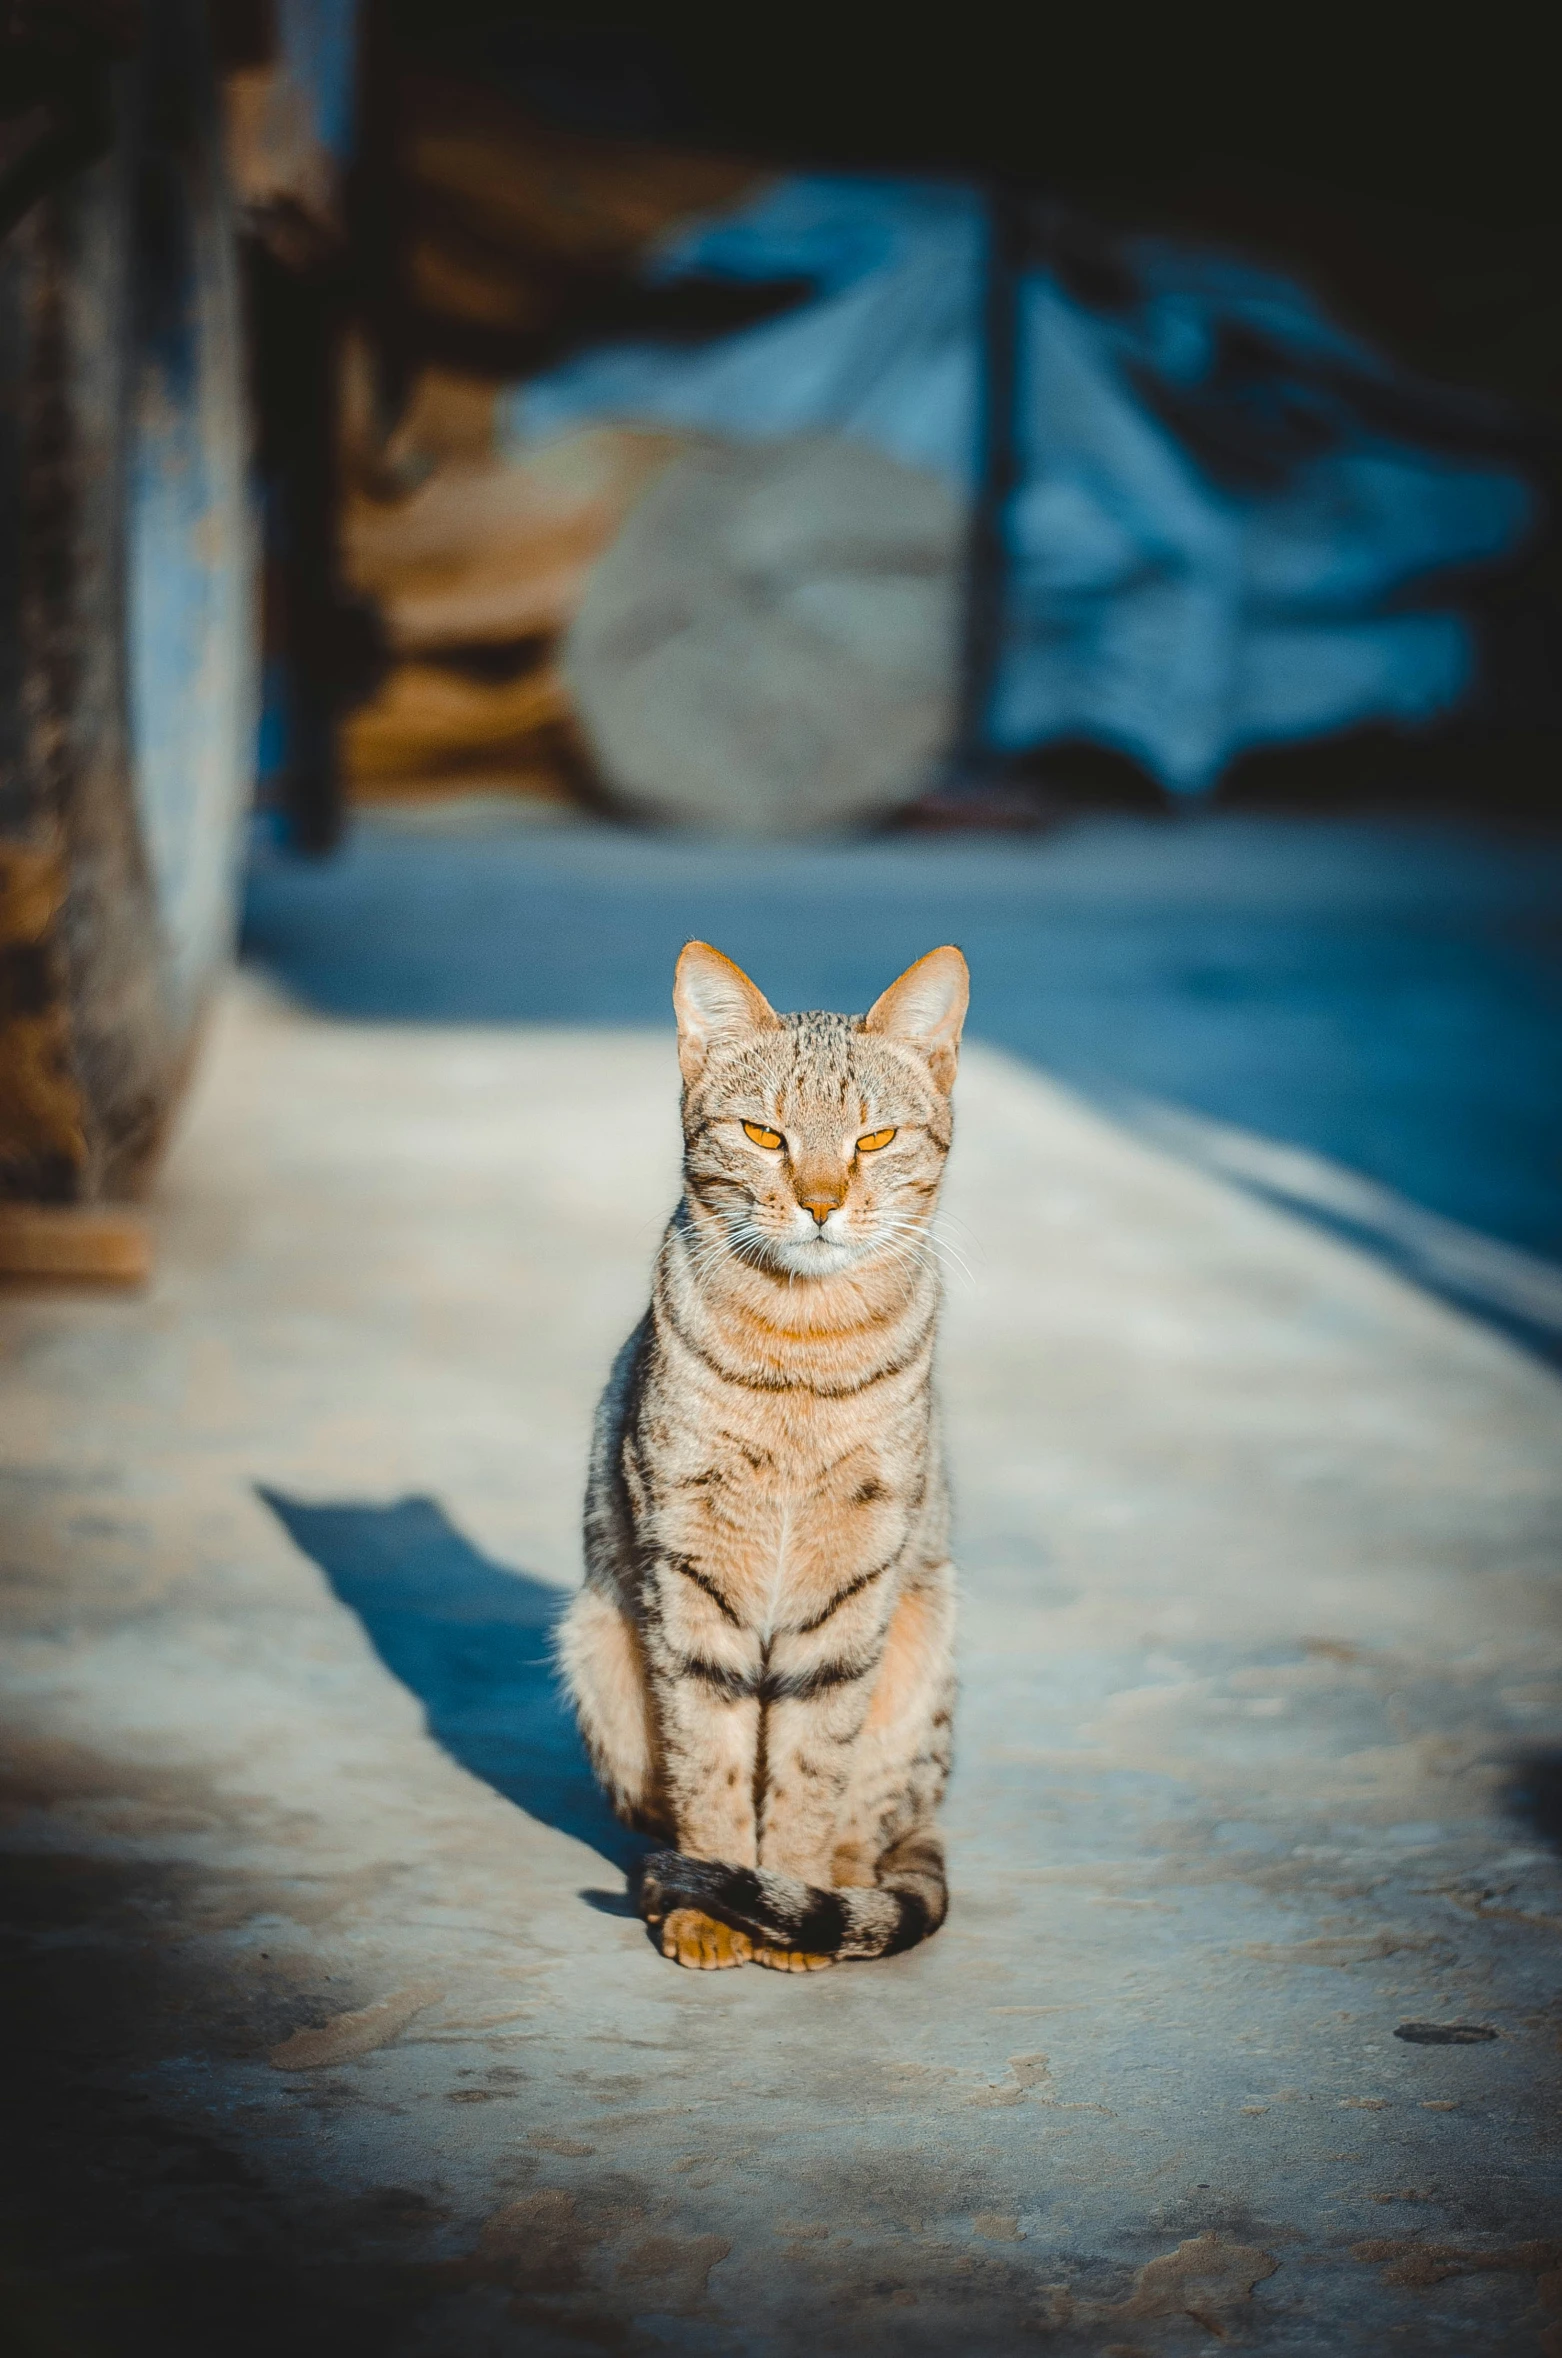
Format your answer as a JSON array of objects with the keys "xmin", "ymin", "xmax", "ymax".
[{"xmin": 673, "ymin": 942, "xmax": 780, "ymax": 1084}]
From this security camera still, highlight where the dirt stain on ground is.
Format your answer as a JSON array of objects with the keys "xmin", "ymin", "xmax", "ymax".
[
  {"xmin": 966, "ymin": 2051, "xmax": 1052, "ymax": 2106},
  {"xmin": 1352, "ymin": 2234, "xmax": 1562, "ymax": 2291},
  {"xmin": 616, "ymin": 2231, "xmax": 733, "ymax": 2310},
  {"xmin": 269, "ymin": 1983, "xmax": 444, "ymax": 2069},
  {"xmin": 1043, "ymin": 2231, "xmax": 1279, "ymax": 2339}
]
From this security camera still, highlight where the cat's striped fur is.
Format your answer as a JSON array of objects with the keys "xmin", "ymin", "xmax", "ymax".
[{"xmin": 560, "ymin": 940, "xmax": 967, "ymax": 1969}]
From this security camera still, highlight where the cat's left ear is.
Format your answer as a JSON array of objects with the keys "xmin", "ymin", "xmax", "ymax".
[
  {"xmin": 674, "ymin": 941, "xmax": 781, "ymax": 1084},
  {"xmin": 863, "ymin": 946, "xmax": 969, "ymax": 1094}
]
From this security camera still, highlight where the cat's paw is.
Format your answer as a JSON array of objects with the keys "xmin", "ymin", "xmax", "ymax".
[
  {"xmin": 753, "ymin": 1945, "xmax": 835, "ymax": 1973},
  {"xmin": 659, "ymin": 1907, "xmax": 753, "ymax": 1969}
]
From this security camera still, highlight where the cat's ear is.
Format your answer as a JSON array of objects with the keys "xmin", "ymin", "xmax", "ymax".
[
  {"xmin": 674, "ymin": 942, "xmax": 781, "ymax": 1084},
  {"xmin": 863, "ymin": 945, "xmax": 969, "ymax": 1094}
]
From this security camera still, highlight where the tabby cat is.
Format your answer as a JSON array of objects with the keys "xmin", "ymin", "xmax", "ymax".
[{"xmin": 560, "ymin": 940, "xmax": 967, "ymax": 1969}]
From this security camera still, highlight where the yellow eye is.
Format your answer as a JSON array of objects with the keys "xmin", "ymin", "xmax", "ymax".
[
  {"xmin": 742, "ymin": 1121, "xmax": 783, "ymax": 1149},
  {"xmin": 857, "ymin": 1127, "xmax": 897, "ymax": 1153}
]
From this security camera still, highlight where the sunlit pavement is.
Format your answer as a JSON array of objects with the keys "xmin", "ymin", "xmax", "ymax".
[
  {"xmin": 244, "ymin": 810, "xmax": 1562, "ymax": 1359},
  {"xmin": 4, "ymin": 811, "xmax": 1562, "ymax": 2352}
]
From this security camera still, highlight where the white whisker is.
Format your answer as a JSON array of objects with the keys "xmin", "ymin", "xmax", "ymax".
[{"xmin": 865, "ymin": 1215, "xmax": 976, "ymax": 1293}]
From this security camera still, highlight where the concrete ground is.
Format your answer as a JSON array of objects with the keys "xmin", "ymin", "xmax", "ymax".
[{"xmin": 4, "ymin": 813, "xmax": 1562, "ymax": 2355}]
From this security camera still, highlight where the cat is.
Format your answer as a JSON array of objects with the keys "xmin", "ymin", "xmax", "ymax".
[{"xmin": 559, "ymin": 937, "xmax": 967, "ymax": 1970}]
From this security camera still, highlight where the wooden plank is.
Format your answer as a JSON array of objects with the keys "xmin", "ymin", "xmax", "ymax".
[
  {"xmin": 0, "ymin": 840, "xmax": 89, "ymax": 1201},
  {"xmin": 0, "ymin": 1203, "xmax": 151, "ymax": 1284},
  {"xmin": 342, "ymin": 657, "xmax": 572, "ymax": 781}
]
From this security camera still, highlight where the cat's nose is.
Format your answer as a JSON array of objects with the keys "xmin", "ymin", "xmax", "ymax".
[{"xmin": 799, "ymin": 1191, "xmax": 844, "ymax": 1226}]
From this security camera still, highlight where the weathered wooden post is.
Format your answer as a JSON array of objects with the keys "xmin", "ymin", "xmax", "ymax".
[{"xmin": 0, "ymin": 0, "xmax": 256, "ymax": 1279}]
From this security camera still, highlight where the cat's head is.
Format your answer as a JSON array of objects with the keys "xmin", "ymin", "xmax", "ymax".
[{"xmin": 672, "ymin": 941, "xmax": 968, "ymax": 1281}]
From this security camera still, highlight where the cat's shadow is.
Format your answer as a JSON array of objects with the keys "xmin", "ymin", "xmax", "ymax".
[{"xmin": 258, "ymin": 1490, "xmax": 645, "ymax": 1876}]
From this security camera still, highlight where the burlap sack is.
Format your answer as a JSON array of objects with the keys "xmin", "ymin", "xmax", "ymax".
[{"xmin": 564, "ymin": 436, "xmax": 962, "ymax": 835}]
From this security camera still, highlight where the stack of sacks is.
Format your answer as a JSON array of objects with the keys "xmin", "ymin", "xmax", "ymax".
[
  {"xmin": 338, "ymin": 361, "xmax": 685, "ymax": 801},
  {"xmin": 334, "ymin": 74, "xmax": 768, "ymax": 805},
  {"xmin": 400, "ymin": 76, "xmax": 761, "ymax": 351},
  {"xmin": 564, "ymin": 435, "xmax": 964, "ymax": 835}
]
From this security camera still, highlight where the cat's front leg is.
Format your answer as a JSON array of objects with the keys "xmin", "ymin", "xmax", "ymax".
[
  {"xmin": 756, "ymin": 1680, "xmax": 869, "ymax": 1885},
  {"xmin": 645, "ymin": 1672, "xmax": 762, "ymax": 1968},
  {"xmin": 756, "ymin": 1562, "xmax": 898, "ymax": 1888},
  {"xmin": 643, "ymin": 1554, "xmax": 763, "ymax": 1968},
  {"xmin": 644, "ymin": 1548, "xmax": 763, "ymax": 1862},
  {"xmin": 746, "ymin": 1683, "xmax": 870, "ymax": 1972},
  {"xmin": 655, "ymin": 1673, "xmax": 762, "ymax": 1863}
]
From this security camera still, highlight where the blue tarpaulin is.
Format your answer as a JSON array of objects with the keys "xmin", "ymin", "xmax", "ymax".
[
  {"xmin": 506, "ymin": 176, "xmax": 1535, "ymax": 793},
  {"xmin": 276, "ymin": 0, "xmax": 358, "ymax": 163}
]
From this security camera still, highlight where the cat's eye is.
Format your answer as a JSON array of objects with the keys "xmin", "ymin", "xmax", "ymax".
[
  {"xmin": 857, "ymin": 1128, "xmax": 897, "ymax": 1153},
  {"xmin": 742, "ymin": 1121, "xmax": 783, "ymax": 1149}
]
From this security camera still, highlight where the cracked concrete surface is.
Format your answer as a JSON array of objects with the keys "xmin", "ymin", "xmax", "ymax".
[{"xmin": 3, "ymin": 969, "xmax": 1561, "ymax": 2355}]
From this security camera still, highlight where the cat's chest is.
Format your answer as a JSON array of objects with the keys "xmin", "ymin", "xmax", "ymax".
[
  {"xmin": 647, "ymin": 1395, "xmax": 918, "ymax": 1623},
  {"xmin": 670, "ymin": 1376, "xmax": 909, "ymax": 1498}
]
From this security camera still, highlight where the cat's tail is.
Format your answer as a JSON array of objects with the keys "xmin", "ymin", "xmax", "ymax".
[{"xmin": 636, "ymin": 1831, "xmax": 946, "ymax": 1961}]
